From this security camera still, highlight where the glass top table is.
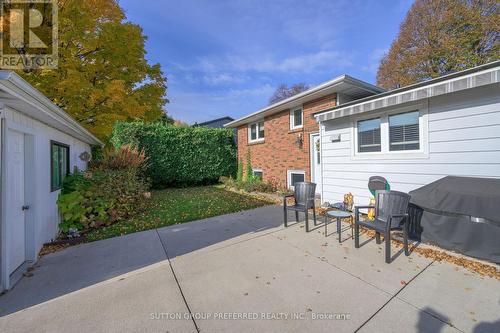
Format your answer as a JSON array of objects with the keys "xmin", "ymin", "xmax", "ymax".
[{"xmin": 325, "ymin": 210, "xmax": 354, "ymax": 243}]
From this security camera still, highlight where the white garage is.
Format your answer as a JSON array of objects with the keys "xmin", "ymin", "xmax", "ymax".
[{"xmin": 0, "ymin": 71, "xmax": 102, "ymax": 291}]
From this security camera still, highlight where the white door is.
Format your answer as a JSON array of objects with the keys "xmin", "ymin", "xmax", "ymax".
[
  {"xmin": 7, "ymin": 130, "xmax": 26, "ymax": 274},
  {"xmin": 310, "ymin": 134, "xmax": 322, "ymax": 195}
]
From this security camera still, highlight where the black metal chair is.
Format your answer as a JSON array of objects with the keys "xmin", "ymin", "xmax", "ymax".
[
  {"xmin": 283, "ymin": 182, "xmax": 317, "ymax": 232},
  {"xmin": 354, "ymin": 190, "xmax": 411, "ymax": 263}
]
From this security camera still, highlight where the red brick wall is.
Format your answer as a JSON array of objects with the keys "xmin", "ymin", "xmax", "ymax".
[{"xmin": 237, "ymin": 93, "xmax": 336, "ymax": 188}]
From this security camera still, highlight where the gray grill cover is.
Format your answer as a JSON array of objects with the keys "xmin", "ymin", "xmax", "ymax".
[{"xmin": 409, "ymin": 176, "xmax": 500, "ymax": 263}]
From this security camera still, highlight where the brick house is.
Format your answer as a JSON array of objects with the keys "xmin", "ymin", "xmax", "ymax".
[{"xmin": 225, "ymin": 75, "xmax": 383, "ymax": 195}]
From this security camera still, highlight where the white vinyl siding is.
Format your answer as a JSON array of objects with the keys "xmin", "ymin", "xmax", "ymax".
[
  {"xmin": 320, "ymin": 83, "xmax": 500, "ymax": 206},
  {"xmin": 2, "ymin": 106, "xmax": 91, "ymax": 272}
]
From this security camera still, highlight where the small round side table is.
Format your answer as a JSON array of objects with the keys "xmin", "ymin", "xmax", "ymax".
[{"xmin": 325, "ymin": 210, "xmax": 353, "ymax": 243}]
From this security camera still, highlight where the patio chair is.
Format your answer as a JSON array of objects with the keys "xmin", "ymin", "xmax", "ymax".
[
  {"xmin": 354, "ymin": 190, "xmax": 410, "ymax": 263},
  {"xmin": 283, "ymin": 182, "xmax": 317, "ymax": 232},
  {"xmin": 368, "ymin": 176, "xmax": 390, "ymax": 196}
]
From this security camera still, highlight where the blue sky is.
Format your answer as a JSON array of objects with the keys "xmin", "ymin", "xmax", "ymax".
[{"xmin": 119, "ymin": 0, "xmax": 414, "ymax": 124}]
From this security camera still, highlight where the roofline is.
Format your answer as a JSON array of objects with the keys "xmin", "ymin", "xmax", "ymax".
[
  {"xmin": 313, "ymin": 60, "xmax": 500, "ymax": 119},
  {"xmin": 224, "ymin": 75, "xmax": 384, "ymax": 128},
  {"xmin": 195, "ymin": 116, "xmax": 234, "ymax": 126},
  {"xmin": 0, "ymin": 71, "xmax": 103, "ymax": 146}
]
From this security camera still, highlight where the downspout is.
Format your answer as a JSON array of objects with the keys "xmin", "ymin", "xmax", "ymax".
[
  {"xmin": 319, "ymin": 120, "xmax": 324, "ymax": 205},
  {"xmin": 0, "ymin": 104, "xmax": 6, "ymax": 291}
]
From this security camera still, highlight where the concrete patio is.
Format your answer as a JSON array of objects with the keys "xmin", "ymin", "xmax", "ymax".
[{"xmin": 0, "ymin": 205, "xmax": 499, "ymax": 333}]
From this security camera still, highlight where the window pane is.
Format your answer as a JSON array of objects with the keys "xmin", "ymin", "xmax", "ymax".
[
  {"xmin": 389, "ymin": 111, "xmax": 419, "ymax": 151},
  {"xmin": 51, "ymin": 146, "xmax": 60, "ymax": 189},
  {"xmin": 61, "ymin": 146, "xmax": 69, "ymax": 181},
  {"xmin": 258, "ymin": 121, "xmax": 264, "ymax": 138},
  {"xmin": 293, "ymin": 109, "xmax": 302, "ymax": 127},
  {"xmin": 253, "ymin": 171, "xmax": 263, "ymax": 180},
  {"xmin": 250, "ymin": 124, "xmax": 257, "ymax": 140},
  {"xmin": 291, "ymin": 173, "xmax": 305, "ymax": 187},
  {"xmin": 51, "ymin": 143, "xmax": 69, "ymax": 190},
  {"xmin": 358, "ymin": 118, "xmax": 381, "ymax": 152}
]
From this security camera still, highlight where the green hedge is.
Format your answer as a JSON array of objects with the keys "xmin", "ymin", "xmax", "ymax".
[{"xmin": 111, "ymin": 121, "xmax": 237, "ymax": 187}]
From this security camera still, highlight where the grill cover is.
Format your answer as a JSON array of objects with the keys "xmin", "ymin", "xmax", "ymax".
[{"xmin": 409, "ymin": 176, "xmax": 500, "ymax": 263}]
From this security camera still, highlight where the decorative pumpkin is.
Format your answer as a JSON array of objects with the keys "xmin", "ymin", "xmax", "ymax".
[{"xmin": 368, "ymin": 197, "xmax": 376, "ymax": 220}]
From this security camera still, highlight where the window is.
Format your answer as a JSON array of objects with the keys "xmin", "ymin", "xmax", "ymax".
[
  {"xmin": 287, "ymin": 170, "xmax": 305, "ymax": 189},
  {"xmin": 389, "ymin": 111, "xmax": 419, "ymax": 151},
  {"xmin": 290, "ymin": 107, "xmax": 303, "ymax": 130},
  {"xmin": 353, "ymin": 107, "xmax": 426, "ymax": 158},
  {"xmin": 51, "ymin": 141, "xmax": 70, "ymax": 191},
  {"xmin": 252, "ymin": 169, "xmax": 263, "ymax": 180},
  {"xmin": 249, "ymin": 120, "xmax": 265, "ymax": 142},
  {"xmin": 357, "ymin": 118, "xmax": 381, "ymax": 152}
]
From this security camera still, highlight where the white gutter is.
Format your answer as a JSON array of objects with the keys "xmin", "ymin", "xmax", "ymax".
[
  {"xmin": 315, "ymin": 61, "xmax": 500, "ymax": 123},
  {"xmin": 0, "ymin": 71, "xmax": 103, "ymax": 146}
]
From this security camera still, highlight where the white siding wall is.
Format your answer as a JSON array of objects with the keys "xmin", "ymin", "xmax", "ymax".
[
  {"xmin": 320, "ymin": 83, "xmax": 500, "ymax": 206},
  {"xmin": 3, "ymin": 106, "xmax": 91, "ymax": 255}
]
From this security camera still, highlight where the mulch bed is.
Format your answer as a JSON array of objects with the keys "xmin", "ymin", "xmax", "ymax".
[{"xmin": 39, "ymin": 237, "xmax": 87, "ymax": 257}]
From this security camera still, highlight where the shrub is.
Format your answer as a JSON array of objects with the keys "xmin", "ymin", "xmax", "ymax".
[
  {"xmin": 110, "ymin": 121, "xmax": 237, "ymax": 188},
  {"xmin": 96, "ymin": 145, "xmax": 148, "ymax": 171},
  {"xmin": 245, "ymin": 150, "xmax": 253, "ymax": 183},
  {"xmin": 236, "ymin": 159, "xmax": 244, "ymax": 183},
  {"xmin": 89, "ymin": 145, "xmax": 104, "ymax": 168},
  {"xmin": 58, "ymin": 169, "xmax": 150, "ymax": 233}
]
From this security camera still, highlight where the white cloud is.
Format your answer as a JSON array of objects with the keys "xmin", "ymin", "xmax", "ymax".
[
  {"xmin": 189, "ymin": 50, "xmax": 353, "ymax": 75},
  {"xmin": 202, "ymin": 73, "xmax": 248, "ymax": 85}
]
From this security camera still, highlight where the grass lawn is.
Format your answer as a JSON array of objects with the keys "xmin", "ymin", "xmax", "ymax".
[{"xmin": 86, "ymin": 186, "xmax": 272, "ymax": 242}]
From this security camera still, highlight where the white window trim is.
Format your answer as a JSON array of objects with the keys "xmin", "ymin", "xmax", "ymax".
[
  {"xmin": 248, "ymin": 120, "xmax": 265, "ymax": 143},
  {"xmin": 252, "ymin": 169, "xmax": 263, "ymax": 178},
  {"xmin": 351, "ymin": 102, "xmax": 429, "ymax": 160},
  {"xmin": 287, "ymin": 169, "xmax": 306, "ymax": 189},
  {"xmin": 290, "ymin": 107, "xmax": 303, "ymax": 130}
]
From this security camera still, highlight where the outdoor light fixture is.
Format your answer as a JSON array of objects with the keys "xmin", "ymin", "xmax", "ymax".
[
  {"xmin": 79, "ymin": 151, "xmax": 91, "ymax": 162},
  {"xmin": 330, "ymin": 134, "xmax": 341, "ymax": 142},
  {"xmin": 295, "ymin": 133, "xmax": 303, "ymax": 146}
]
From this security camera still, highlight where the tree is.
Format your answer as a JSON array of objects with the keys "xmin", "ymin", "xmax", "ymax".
[
  {"xmin": 268, "ymin": 83, "xmax": 309, "ymax": 105},
  {"xmin": 377, "ymin": 0, "xmax": 499, "ymax": 90},
  {"xmin": 159, "ymin": 113, "xmax": 175, "ymax": 125},
  {"xmin": 6, "ymin": 0, "xmax": 168, "ymax": 140}
]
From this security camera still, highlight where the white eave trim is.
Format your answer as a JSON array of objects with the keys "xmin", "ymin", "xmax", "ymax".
[
  {"xmin": 224, "ymin": 75, "xmax": 384, "ymax": 128},
  {"xmin": 0, "ymin": 71, "xmax": 103, "ymax": 145},
  {"xmin": 315, "ymin": 63, "xmax": 500, "ymax": 123}
]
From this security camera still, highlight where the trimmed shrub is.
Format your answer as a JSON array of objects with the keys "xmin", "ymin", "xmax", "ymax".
[
  {"xmin": 111, "ymin": 121, "xmax": 237, "ymax": 187},
  {"xmin": 57, "ymin": 145, "xmax": 150, "ymax": 234}
]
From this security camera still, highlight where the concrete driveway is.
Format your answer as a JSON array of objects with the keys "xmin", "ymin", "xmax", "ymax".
[{"xmin": 1, "ymin": 205, "xmax": 499, "ymax": 333}]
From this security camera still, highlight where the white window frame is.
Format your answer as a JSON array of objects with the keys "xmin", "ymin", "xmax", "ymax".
[
  {"xmin": 248, "ymin": 120, "xmax": 265, "ymax": 143},
  {"xmin": 351, "ymin": 102, "xmax": 429, "ymax": 160},
  {"xmin": 252, "ymin": 169, "xmax": 263, "ymax": 180},
  {"xmin": 290, "ymin": 107, "xmax": 303, "ymax": 130},
  {"xmin": 287, "ymin": 169, "xmax": 306, "ymax": 189}
]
